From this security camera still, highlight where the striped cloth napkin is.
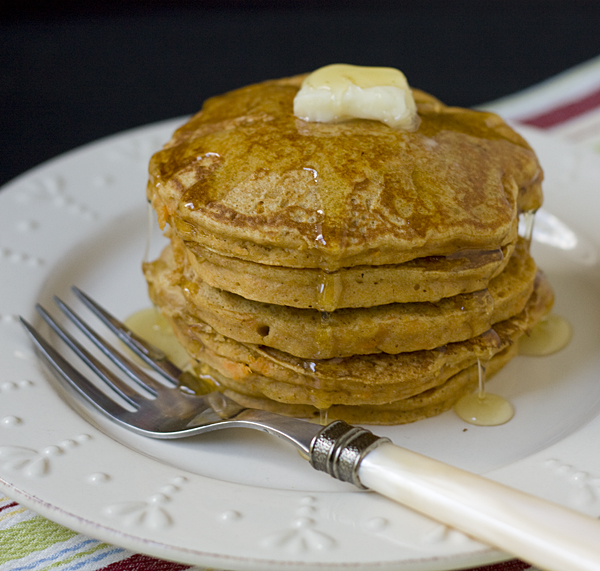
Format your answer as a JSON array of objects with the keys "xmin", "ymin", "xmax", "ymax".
[
  {"xmin": 483, "ymin": 53, "xmax": 600, "ymax": 148},
  {"xmin": 3, "ymin": 53, "xmax": 600, "ymax": 571}
]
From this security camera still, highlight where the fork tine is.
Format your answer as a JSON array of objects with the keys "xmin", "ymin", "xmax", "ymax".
[
  {"xmin": 35, "ymin": 304, "xmax": 143, "ymax": 408},
  {"xmin": 54, "ymin": 297, "xmax": 162, "ymax": 397},
  {"xmin": 20, "ymin": 317, "xmax": 129, "ymax": 418},
  {"xmin": 72, "ymin": 287, "xmax": 182, "ymax": 385}
]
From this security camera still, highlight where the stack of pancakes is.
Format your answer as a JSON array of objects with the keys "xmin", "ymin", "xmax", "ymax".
[{"xmin": 144, "ymin": 75, "xmax": 553, "ymax": 424}]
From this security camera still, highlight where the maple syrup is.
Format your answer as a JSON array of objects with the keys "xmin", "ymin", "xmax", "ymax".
[
  {"xmin": 124, "ymin": 307, "xmax": 189, "ymax": 369},
  {"xmin": 454, "ymin": 359, "xmax": 515, "ymax": 426},
  {"xmin": 314, "ymin": 263, "xmax": 343, "ymax": 358},
  {"xmin": 519, "ymin": 210, "xmax": 536, "ymax": 249},
  {"xmin": 316, "ymin": 271, "xmax": 342, "ymax": 313},
  {"xmin": 143, "ymin": 202, "xmax": 154, "ymax": 264},
  {"xmin": 319, "ymin": 407, "xmax": 329, "ymax": 426},
  {"xmin": 183, "ymin": 361, "xmax": 220, "ymax": 395},
  {"xmin": 519, "ymin": 313, "xmax": 572, "ymax": 357},
  {"xmin": 313, "ymin": 311, "xmax": 331, "ymax": 357},
  {"xmin": 124, "ymin": 308, "xmax": 220, "ymax": 395}
]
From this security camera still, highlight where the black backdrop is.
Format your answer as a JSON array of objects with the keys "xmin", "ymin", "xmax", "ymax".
[{"xmin": 3, "ymin": 0, "xmax": 600, "ymax": 188}]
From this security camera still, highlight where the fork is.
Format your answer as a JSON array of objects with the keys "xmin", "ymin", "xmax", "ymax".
[{"xmin": 21, "ymin": 287, "xmax": 600, "ymax": 571}]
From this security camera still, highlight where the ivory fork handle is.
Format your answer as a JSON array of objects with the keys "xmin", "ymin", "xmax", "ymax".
[{"xmin": 358, "ymin": 443, "xmax": 600, "ymax": 571}]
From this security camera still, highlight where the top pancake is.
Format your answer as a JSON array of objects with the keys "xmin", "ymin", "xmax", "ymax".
[{"xmin": 148, "ymin": 76, "xmax": 543, "ymax": 271}]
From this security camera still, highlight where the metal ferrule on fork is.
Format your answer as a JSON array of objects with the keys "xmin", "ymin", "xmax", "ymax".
[{"xmin": 309, "ymin": 421, "xmax": 389, "ymax": 488}]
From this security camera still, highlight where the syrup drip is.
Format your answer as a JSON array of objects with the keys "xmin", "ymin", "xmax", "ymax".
[
  {"xmin": 136, "ymin": 210, "xmax": 217, "ymax": 395},
  {"xmin": 183, "ymin": 361, "xmax": 220, "ymax": 395},
  {"xmin": 312, "ymin": 204, "xmax": 338, "ymax": 361},
  {"xmin": 314, "ymin": 269, "xmax": 343, "ymax": 358},
  {"xmin": 453, "ymin": 359, "xmax": 515, "ymax": 426},
  {"xmin": 319, "ymin": 407, "xmax": 329, "ymax": 426},
  {"xmin": 316, "ymin": 271, "xmax": 342, "ymax": 313},
  {"xmin": 314, "ymin": 311, "xmax": 333, "ymax": 358},
  {"xmin": 143, "ymin": 201, "xmax": 154, "ymax": 264},
  {"xmin": 519, "ymin": 313, "xmax": 572, "ymax": 356},
  {"xmin": 519, "ymin": 210, "xmax": 537, "ymax": 250}
]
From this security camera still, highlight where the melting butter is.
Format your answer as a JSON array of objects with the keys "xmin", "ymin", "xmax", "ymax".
[{"xmin": 294, "ymin": 64, "xmax": 419, "ymax": 130}]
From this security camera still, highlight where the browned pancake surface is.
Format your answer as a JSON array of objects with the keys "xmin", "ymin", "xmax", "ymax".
[{"xmin": 148, "ymin": 78, "xmax": 543, "ymax": 270}]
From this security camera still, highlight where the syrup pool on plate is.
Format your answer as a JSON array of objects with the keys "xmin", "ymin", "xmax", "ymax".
[
  {"xmin": 454, "ymin": 313, "xmax": 572, "ymax": 426},
  {"xmin": 124, "ymin": 307, "xmax": 220, "ymax": 396},
  {"xmin": 453, "ymin": 359, "xmax": 515, "ymax": 426},
  {"xmin": 124, "ymin": 306, "xmax": 190, "ymax": 368},
  {"xmin": 519, "ymin": 313, "xmax": 573, "ymax": 356}
]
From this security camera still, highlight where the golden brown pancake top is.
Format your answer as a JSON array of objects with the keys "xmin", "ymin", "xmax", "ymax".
[{"xmin": 148, "ymin": 76, "xmax": 543, "ymax": 270}]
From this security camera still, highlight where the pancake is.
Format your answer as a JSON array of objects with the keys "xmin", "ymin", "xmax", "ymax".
[
  {"xmin": 169, "ymin": 271, "xmax": 553, "ymax": 423},
  {"xmin": 176, "ymin": 236, "xmax": 516, "ymax": 309},
  {"xmin": 144, "ymin": 239, "xmax": 536, "ymax": 359},
  {"xmin": 215, "ymin": 344, "xmax": 519, "ymax": 425},
  {"xmin": 144, "ymin": 70, "xmax": 551, "ymax": 425},
  {"xmin": 147, "ymin": 78, "xmax": 543, "ymax": 272}
]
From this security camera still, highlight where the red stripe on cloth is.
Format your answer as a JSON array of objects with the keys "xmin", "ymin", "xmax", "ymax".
[
  {"xmin": 520, "ymin": 86, "xmax": 600, "ymax": 129},
  {"xmin": 0, "ymin": 501, "xmax": 18, "ymax": 513},
  {"xmin": 101, "ymin": 553, "xmax": 191, "ymax": 571},
  {"xmin": 465, "ymin": 559, "xmax": 532, "ymax": 570},
  {"xmin": 98, "ymin": 553, "xmax": 532, "ymax": 571}
]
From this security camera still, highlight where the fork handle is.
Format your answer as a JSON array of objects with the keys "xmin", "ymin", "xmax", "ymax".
[
  {"xmin": 310, "ymin": 422, "xmax": 600, "ymax": 571},
  {"xmin": 360, "ymin": 443, "xmax": 600, "ymax": 571}
]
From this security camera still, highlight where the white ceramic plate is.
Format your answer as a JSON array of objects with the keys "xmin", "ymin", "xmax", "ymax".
[{"xmin": 1, "ymin": 120, "xmax": 600, "ymax": 571}]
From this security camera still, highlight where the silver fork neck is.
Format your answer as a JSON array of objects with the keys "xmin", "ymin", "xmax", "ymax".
[
  {"xmin": 231, "ymin": 411, "xmax": 390, "ymax": 489},
  {"xmin": 232, "ymin": 408, "xmax": 323, "ymax": 455}
]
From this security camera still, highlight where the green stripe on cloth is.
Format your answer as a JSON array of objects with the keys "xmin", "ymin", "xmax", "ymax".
[
  {"xmin": 0, "ymin": 515, "xmax": 78, "ymax": 563},
  {"xmin": 40, "ymin": 540, "xmax": 114, "ymax": 571}
]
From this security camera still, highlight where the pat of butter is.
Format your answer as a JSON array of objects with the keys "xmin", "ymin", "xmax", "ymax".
[{"xmin": 293, "ymin": 64, "xmax": 419, "ymax": 130}]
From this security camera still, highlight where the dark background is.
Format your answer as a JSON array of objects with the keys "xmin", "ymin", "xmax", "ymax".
[{"xmin": 3, "ymin": 0, "xmax": 600, "ymax": 188}]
